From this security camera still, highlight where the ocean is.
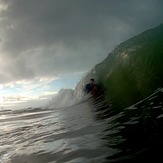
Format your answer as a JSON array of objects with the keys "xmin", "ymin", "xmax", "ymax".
[
  {"xmin": 0, "ymin": 97, "xmax": 116, "ymax": 163},
  {"xmin": 1, "ymin": 88, "xmax": 163, "ymax": 163}
]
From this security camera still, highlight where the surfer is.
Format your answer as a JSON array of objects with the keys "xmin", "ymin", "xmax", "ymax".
[{"xmin": 84, "ymin": 78, "xmax": 98, "ymax": 95}]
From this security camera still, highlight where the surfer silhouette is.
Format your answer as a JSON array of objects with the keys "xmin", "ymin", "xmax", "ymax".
[{"xmin": 84, "ymin": 78, "xmax": 98, "ymax": 95}]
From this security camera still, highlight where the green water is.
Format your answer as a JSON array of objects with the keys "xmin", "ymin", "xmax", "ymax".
[
  {"xmin": 87, "ymin": 24, "xmax": 163, "ymax": 162},
  {"xmin": 93, "ymin": 24, "xmax": 163, "ymax": 110}
]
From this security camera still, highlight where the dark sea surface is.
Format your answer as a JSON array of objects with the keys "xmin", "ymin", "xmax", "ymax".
[{"xmin": 1, "ymin": 88, "xmax": 163, "ymax": 163}]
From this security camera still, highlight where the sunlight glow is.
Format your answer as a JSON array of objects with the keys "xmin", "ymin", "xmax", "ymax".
[
  {"xmin": 0, "ymin": 2, "xmax": 8, "ymax": 12},
  {"xmin": 0, "ymin": 77, "xmax": 59, "ymax": 109}
]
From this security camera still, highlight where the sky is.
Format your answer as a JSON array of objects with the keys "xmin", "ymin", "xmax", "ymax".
[{"xmin": 0, "ymin": 0, "xmax": 162, "ymax": 109}]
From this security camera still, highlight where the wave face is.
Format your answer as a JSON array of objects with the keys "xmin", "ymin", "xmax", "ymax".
[{"xmin": 75, "ymin": 24, "xmax": 163, "ymax": 109}]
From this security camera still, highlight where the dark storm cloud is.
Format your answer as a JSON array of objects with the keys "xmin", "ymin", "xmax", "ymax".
[{"xmin": 0, "ymin": 0, "xmax": 162, "ymax": 83}]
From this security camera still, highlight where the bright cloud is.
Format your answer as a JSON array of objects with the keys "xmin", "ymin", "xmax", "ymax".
[{"xmin": 0, "ymin": 77, "xmax": 58, "ymax": 108}]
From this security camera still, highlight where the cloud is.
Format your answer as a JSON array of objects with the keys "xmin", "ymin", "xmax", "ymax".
[
  {"xmin": 0, "ymin": 0, "xmax": 162, "ymax": 84},
  {"xmin": 0, "ymin": 77, "xmax": 58, "ymax": 106},
  {"xmin": 0, "ymin": 92, "xmax": 57, "ymax": 109}
]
